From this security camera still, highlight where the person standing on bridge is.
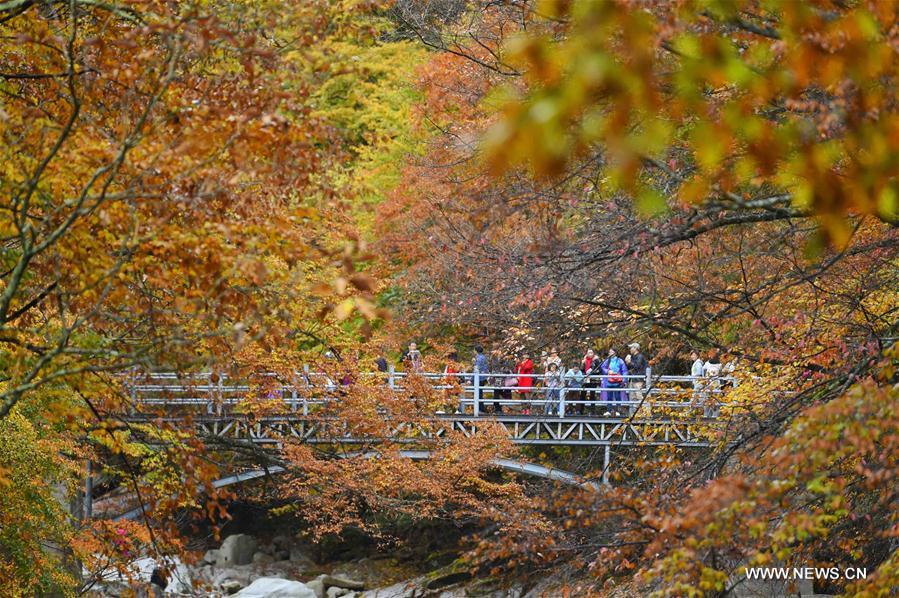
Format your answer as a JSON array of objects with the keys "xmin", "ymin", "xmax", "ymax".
[
  {"xmin": 564, "ymin": 364, "xmax": 584, "ymax": 416},
  {"xmin": 443, "ymin": 351, "xmax": 463, "ymax": 414},
  {"xmin": 626, "ymin": 342, "xmax": 648, "ymax": 414},
  {"xmin": 473, "ymin": 345, "xmax": 489, "ymax": 377},
  {"xmin": 515, "ymin": 353, "xmax": 534, "ymax": 413},
  {"xmin": 581, "ymin": 349, "xmax": 598, "ymax": 414},
  {"xmin": 702, "ymin": 350, "xmax": 723, "ymax": 417},
  {"xmin": 497, "ymin": 355, "xmax": 518, "ymax": 414},
  {"xmin": 546, "ymin": 348, "xmax": 562, "ymax": 371},
  {"xmin": 472, "ymin": 345, "xmax": 498, "ymax": 413},
  {"xmin": 404, "ymin": 342, "xmax": 423, "ymax": 373},
  {"xmin": 544, "ymin": 361, "xmax": 563, "ymax": 416},
  {"xmin": 600, "ymin": 347, "xmax": 628, "ymax": 414},
  {"xmin": 690, "ymin": 349, "xmax": 705, "ymax": 404}
]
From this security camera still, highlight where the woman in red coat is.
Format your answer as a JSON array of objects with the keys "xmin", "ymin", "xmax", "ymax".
[{"xmin": 515, "ymin": 354, "xmax": 535, "ymax": 412}]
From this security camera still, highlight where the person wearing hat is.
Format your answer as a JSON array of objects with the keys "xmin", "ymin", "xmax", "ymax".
[
  {"xmin": 546, "ymin": 348, "xmax": 562, "ymax": 369},
  {"xmin": 626, "ymin": 342, "xmax": 648, "ymax": 413}
]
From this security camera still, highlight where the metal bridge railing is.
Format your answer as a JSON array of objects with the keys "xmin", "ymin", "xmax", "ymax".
[{"xmin": 125, "ymin": 367, "xmax": 744, "ymax": 420}]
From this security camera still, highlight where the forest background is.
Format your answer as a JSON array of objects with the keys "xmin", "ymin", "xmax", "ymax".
[{"xmin": 0, "ymin": 1, "xmax": 896, "ymax": 596}]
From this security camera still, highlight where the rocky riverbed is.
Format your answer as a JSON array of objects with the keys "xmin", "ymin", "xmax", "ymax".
[
  {"xmin": 85, "ymin": 528, "xmax": 835, "ymax": 597},
  {"xmin": 87, "ymin": 530, "xmax": 528, "ymax": 597}
]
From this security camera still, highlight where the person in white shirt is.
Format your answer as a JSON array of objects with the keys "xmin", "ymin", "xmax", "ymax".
[
  {"xmin": 690, "ymin": 349, "xmax": 705, "ymax": 383},
  {"xmin": 702, "ymin": 350, "xmax": 723, "ymax": 417},
  {"xmin": 690, "ymin": 349, "xmax": 705, "ymax": 405}
]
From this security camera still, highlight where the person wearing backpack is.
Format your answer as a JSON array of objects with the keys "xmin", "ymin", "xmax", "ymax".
[
  {"xmin": 543, "ymin": 362, "xmax": 564, "ymax": 416},
  {"xmin": 600, "ymin": 347, "xmax": 628, "ymax": 415}
]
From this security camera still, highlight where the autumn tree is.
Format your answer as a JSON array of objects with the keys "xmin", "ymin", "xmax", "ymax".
[
  {"xmin": 378, "ymin": 1, "xmax": 899, "ymax": 595},
  {"xmin": 0, "ymin": 0, "xmax": 398, "ymax": 591}
]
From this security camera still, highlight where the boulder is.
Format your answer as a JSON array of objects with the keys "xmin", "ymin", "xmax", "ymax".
[
  {"xmin": 164, "ymin": 564, "xmax": 193, "ymax": 594},
  {"xmin": 213, "ymin": 566, "xmax": 255, "ymax": 591},
  {"xmin": 306, "ymin": 576, "xmax": 326, "ymax": 598},
  {"xmin": 425, "ymin": 571, "xmax": 471, "ymax": 591},
  {"xmin": 253, "ymin": 551, "xmax": 275, "ymax": 565},
  {"xmin": 219, "ymin": 534, "xmax": 258, "ymax": 566},
  {"xmin": 321, "ymin": 574, "xmax": 365, "ymax": 590},
  {"xmin": 192, "ymin": 564, "xmax": 215, "ymax": 583},
  {"xmin": 727, "ymin": 570, "xmax": 815, "ymax": 597},
  {"xmin": 202, "ymin": 549, "xmax": 221, "ymax": 565},
  {"xmin": 357, "ymin": 579, "xmax": 418, "ymax": 598},
  {"xmin": 290, "ymin": 546, "xmax": 316, "ymax": 567},
  {"xmin": 221, "ymin": 579, "xmax": 246, "ymax": 595},
  {"xmin": 327, "ymin": 587, "xmax": 352, "ymax": 598},
  {"xmin": 329, "ymin": 558, "xmax": 414, "ymax": 587},
  {"xmin": 123, "ymin": 556, "xmax": 193, "ymax": 595},
  {"xmin": 272, "ymin": 535, "xmax": 293, "ymax": 550},
  {"xmin": 235, "ymin": 577, "xmax": 317, "ymax": 598},
  {"xmin": 258, "ymin": 561, "xmax": 311, "ymax": 579}
]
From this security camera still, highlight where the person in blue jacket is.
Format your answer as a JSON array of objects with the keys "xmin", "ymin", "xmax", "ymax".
[{"xmin": 600, "ymin": 347, "xmax": 628, "ymax": 411}]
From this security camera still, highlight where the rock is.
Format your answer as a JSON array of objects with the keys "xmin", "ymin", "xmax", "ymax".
[
  {"xmin": 235, "ymin": 577, "xmax": 317, "ymax": 598},
  {"xmin": 253, "ymin": 551, "xmax": 275, "ymax": 565},
  {"xmin": 203, "ymin": 549, "xmax": 221, "ymax": 565},
  {"xmin": 425, "ymin": 571, "xmax": 471, "ymax": 591},
  {"xmin": 164, "ymin": 564, "xmax": 193, "ymax": 594},
  {"xmin": 321, "ymin": 574, "xmax": 365, "ymax": 590},
  {"xmin": 290, "ymin": 546, "xmax": 315, "ymax": 566},
  {"xmin": 272, "ymin": 534, "xmax": 293, "ymax": 550},
  {"xmin": 728, "ymin": 579, "xmax": 815, "ymax": 597},
  {"xmin": 329, "ymin": 558, "xmax": 415, "ymax": 587},
  {"xmin": 273, "ymin": 549, "xmax": 291, "ymax": 561},
  {"xmin": 358, "ymin": 579, "xmax": 418, "ymax": 598},
  {"xmin": 728, "ymin": 571, "xmax": 815, "ymax": 597},
  {"xmin": 220, "ymin": 534, "xmax": 258, "ymax": 566},
  {"xmin": 258, "ymin": 560, "xmax": 313, "ymax": 579},
  {"xmin": 306, "ymin": 576, "xmax": 326, "ymax": 598},
  {"xmin": 327, "ymin": 587, "xmax": 352, "ymax": 598},
  {"xmin": 192, "ymin": 564, "xmax": 215, "ymax": 582},
  {"xmin": 213, "ymin": 566, "xmax": 254, "ymax": 591},
  {"xmin": 120, "ymin": 556, "xmax": 192, "ymax": 595},
  {"xmin": 221, "ymin": 579, "xmax": 246, "ymax": 595}
]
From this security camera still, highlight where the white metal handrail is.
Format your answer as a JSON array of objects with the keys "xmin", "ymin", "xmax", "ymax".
[{"xmin": 126, "ymin": 367, "xmax": 747, "ymax": 419}]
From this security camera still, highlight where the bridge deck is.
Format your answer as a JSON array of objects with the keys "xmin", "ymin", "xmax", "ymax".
[{"xmin": 122, "ymin": 370, "xmax": 742, "ymax": 447}]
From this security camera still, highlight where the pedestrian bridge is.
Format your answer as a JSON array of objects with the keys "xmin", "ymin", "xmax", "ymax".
[
  {"xmin": 122, "ymin": 369, "xmax": 736, "ymax": 449},
  {"xmin": 96, "ymin": 369, "xmax": 740, "ymax": 517}
]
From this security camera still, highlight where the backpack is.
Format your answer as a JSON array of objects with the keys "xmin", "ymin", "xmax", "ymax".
[
  {"xmin": 607, "ymin": 358, "xmax": 623, "ymax": 385},
  {"xmin": 705, "ymin": 362, "xmax": 722, "ymax": 377}
]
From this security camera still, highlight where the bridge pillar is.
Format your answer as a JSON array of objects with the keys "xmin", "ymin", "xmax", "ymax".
[
  {"xmin": 83, "ymin": 460, "xmax": 93, "ymax": 520},
  {"xmin": 559, "ymin": 386, "xmax": 566, "ymax": 418},
  {"xmin": 127, "ymin": 369, "xmax": 137, "ymax": 415},
  {"xmin": 207, "ymin": 373, "xmax": 215, "ymax": 415},
  {"xmin": 216, "ymin": 374, "xmax": 224, "ymax": 416},
  {"xmin": 602, "ymin": 446, "xmax": 610, "ymax": 485},
  {"xmin": 303, "ymin": 364, "xmax": 311, "ymax": 415},
  {"xmin": 473, "ymin": 371, "xmax": 480, "ymax": 417}
]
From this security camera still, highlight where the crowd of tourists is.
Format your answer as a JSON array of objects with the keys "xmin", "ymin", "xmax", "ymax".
[{"xmin": 394, "ymin": 342, "xmax": 736, "ymax": 417}]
